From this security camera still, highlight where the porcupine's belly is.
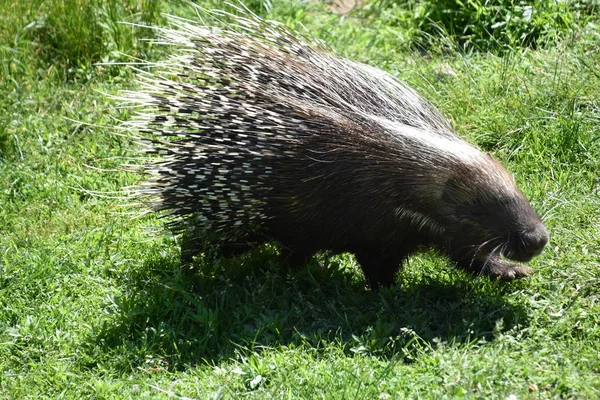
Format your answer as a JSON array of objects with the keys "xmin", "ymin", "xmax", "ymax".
[{"xmin": 261, "ymin": 189, "xmax": 404, "ymax": 257}]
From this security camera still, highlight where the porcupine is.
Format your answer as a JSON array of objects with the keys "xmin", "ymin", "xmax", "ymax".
[{"xmin": 122, "ymin": 9, "xmax": 549, "ymax": 290}]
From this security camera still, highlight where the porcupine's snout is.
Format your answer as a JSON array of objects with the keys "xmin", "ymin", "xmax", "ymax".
[{"xmin": 503, "ymin": 224, "xmax": 549, "ymax": 262}]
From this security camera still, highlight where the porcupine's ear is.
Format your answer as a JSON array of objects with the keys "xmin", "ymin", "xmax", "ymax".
[
  {"xmin": 441, "ymin": 165, "xmax": 478, "ymax": 206},
  {"xmin": 441, "ymin": 176, "xmax": 459, "ymax": 204}
]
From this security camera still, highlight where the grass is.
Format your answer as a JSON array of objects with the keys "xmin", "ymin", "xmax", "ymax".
[{"xmin": 1, "ymin": 0, "xmax": 599, "ymax": 398}]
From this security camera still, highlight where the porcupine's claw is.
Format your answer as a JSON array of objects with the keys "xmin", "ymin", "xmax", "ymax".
[{"xmin": 482, "ymin": 256, "xmax": 535, "ymax": 280}]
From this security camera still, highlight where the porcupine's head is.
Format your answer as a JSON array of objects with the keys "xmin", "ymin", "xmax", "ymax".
[{"xmin": 433, "ymin": 149, "xmax": 549, "ymax": 267}]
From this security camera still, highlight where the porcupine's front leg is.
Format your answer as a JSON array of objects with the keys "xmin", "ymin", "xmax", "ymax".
[
  {"xmin": 456, "ymin": 255, "xmax": 534, "ymax": 280},
  {"xmin": 354, "ymin": 251, "xmax": 402, "ymax": 290}
]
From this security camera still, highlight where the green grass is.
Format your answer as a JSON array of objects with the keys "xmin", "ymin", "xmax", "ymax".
[
  {"xmin": 366, "ymin": 0, "xmax": 598, "ymax": 52},
  {"xmin": 1, "ymin": 0, "xmax": 599, "ymax": 398}
]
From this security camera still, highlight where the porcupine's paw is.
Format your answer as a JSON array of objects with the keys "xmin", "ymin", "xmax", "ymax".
[{"xmin": 483, "ymin": 257, "xmax": 535, "ymax": 280}]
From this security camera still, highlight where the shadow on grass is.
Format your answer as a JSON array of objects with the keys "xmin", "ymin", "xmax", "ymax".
[{"xmin": 86, "ymin": 245, "xmax": 530, "ymax": 371}]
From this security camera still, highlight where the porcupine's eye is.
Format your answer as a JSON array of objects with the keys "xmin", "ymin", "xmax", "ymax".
[{"xmin": 453, "ymin": 196, "xmax": 516, "ymax": 230}]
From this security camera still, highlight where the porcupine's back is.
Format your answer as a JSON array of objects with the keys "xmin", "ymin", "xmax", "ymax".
[{"xmin": 122, "ymin": 11, "xmax": 468, "ymax": 239}]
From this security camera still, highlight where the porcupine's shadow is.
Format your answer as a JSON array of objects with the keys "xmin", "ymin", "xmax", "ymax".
[{"xmin": 89, "ymin": 245, "xmax": 530, "ymax": 370}]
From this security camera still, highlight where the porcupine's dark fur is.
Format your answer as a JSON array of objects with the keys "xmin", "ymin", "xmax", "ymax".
[{"xmin": 122, "ymin": 9, "xmax": 549, "ymax": 289}]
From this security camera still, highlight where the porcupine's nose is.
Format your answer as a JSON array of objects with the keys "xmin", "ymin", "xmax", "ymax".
[
  {"xmin": 506, "ymin": 224, "xmax": 549, "ymax": 262},
  {"xmin": 523, "ymin": 224, "xmax": 549, "ymax": 255}
]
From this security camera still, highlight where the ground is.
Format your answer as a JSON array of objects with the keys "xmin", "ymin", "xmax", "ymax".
[{"xmin": 0, "ymin": 0, "xmax": 599, "ymax": 398}]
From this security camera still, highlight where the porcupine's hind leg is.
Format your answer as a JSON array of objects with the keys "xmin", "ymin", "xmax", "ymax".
[
  {"xmin": 179, "ymin": 229, "xmax": 258, "ymax": 274},
  {"xmin": 179, "ymin": 228, "xmax": 203, "ymax": 274},
  {"xmin": 278, "ymin": 241, "xmax": 316, "ymax": 270},
  {"xmin": 354, "ymin": 250, "xmax": 402, "ymax": 291}
]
